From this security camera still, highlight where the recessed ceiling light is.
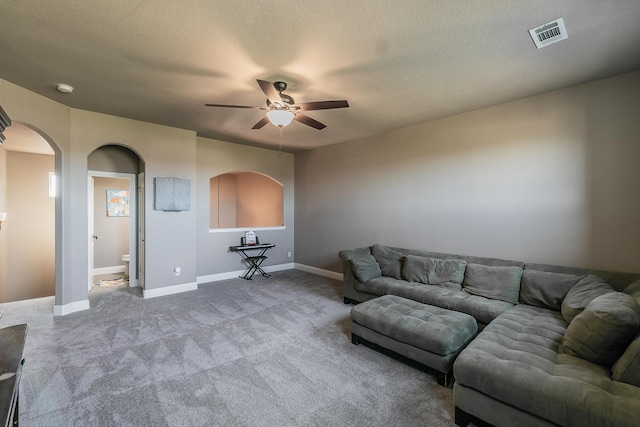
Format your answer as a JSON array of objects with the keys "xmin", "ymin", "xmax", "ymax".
[{"xmin": 56, "ymin": 83, "xmax": 74, "ymax": 94}]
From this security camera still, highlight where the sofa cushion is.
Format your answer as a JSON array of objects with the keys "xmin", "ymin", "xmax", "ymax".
[
  {"xmin": 623, "ymin": 279, "xmax": 640, "ymax": 303},
  {"xmin": 454, "ymin": 304, "xmax": 640, "ymax": 427},
  {"xmin": 612, "ymin": 330, "xmax": 640, "ymax": 387},
  {"xmin": 372, "ymin": 244, "xmax": 404, "ymax": 280},
  {"xmin": 561, "ymin": 292, "xmax": 640, "ymax": 366},
  {"xmin": 462, "ymin": 263, "xmax": 523, "ymax": 304},
  {"xmin": 358, "ymin": 276, "xmax": 512, "ymax": 325},
  {"xmin": 561, "ymin": 274, "xmax": 615, "ymax": 323},
  {"xmin": 519, "ymin": 270, "xmax": 583, "ymax": 310},
  {"xmin": 349, "ymin": 255, "xmax": 382, "ymax": 283},
  {"xmin": 401, "ymin": 255, "xmax": 466, "ymax": 285}
]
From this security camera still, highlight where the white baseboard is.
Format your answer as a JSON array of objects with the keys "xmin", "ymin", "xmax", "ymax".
[
  {"xmin": 196, "ymin": 263, "xmax": 342, "ymax": 284},
  {"xmin": 294, "ymin": 263, "xmax": 344, "ymax": 281},
  {"xmin": 93, "ymin": 265, "xmax": 125, "ymax": 275},
  {"xmin": 54, "ymin": 299, "xmax": 90, "ymax": 316},
  {"xmin": 197, "ymin": 263, "xmax": 295, "ymax": 284},
  {"xmin": 143, "ymin": 281, "xmax": 198, "ymax": 299}
]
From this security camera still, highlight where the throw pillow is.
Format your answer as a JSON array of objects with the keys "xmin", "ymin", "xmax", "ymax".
[
  {"xmin": 612, "ymin": 330, "xmax": 640, "ymax": 387},
  {"xmin": 624, "ymin": 279, "xmax": 640, "ymax": 304},
  {"xmin": 401, "ymin": 255, "xmax": 466, "ymax": 285},
  {"xmin": 519, "ymin": 270, "xmax": 583, "ymax": 310},
  {"xmin": 561, "ymin": 274, "xmax": 615, "ymax": 324},
  {"xmin": 561, "ymin": 292, "xmax": 640, "ymax": 366},
  {"xmin": 462, "ymin": 263, "xmax": 523, "ymax": 304},
  {"xmin": 371, "ymin": 244, "xmax": 404, "ymax": 280},
  {"xmin": 349, "ymin": 255, "xmax": 382, "ymax": 283}
]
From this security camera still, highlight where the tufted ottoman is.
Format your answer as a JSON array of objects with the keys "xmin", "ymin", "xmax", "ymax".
[{"xmin": 350, "ymin": 294, "xmax": 478, "ymax": 386}]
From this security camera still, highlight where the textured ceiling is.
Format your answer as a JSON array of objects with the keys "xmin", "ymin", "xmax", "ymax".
[{"xmin": 1, "ymin": 1, "xmax": 640, "ymax": 152}]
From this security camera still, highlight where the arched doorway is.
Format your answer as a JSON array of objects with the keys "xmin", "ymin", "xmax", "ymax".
[
  {"xmin": 0, "ymin": 123, "xmax": 57, "ymax": 302},
  {"xmin": 87, "ymin": 145, "xmax": 145, "ymax": 291}
]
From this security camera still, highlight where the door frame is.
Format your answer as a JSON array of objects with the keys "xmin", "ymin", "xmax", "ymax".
[{"xmin": 88, "ymin": 171, "xmax": 138, "ymax": 289}]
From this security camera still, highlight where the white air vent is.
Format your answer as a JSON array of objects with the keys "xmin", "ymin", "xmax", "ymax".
[{"xmin": 529, "ymin": 18, "xmax": 568, "ymax": 49}]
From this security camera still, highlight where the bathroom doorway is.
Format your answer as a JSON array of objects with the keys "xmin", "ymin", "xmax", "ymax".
[
  {"xmin": 88, "ymin": 171, "xmax": 137, "ymax": 290},
  {"xmin": 87, "ymin": 144, "xmax": 144, "ymax": 293}
]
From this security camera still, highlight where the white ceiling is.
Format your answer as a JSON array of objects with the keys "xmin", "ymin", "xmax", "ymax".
[{"xmin": 1, "ymin": 1, "xmax": 639, "ymax": 152}]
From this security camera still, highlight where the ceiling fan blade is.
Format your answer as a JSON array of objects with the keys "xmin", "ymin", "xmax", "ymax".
[
  {"xmin": 256, "ymin": 79, "xmax": 282, "ymax": 104},
  {"xmin": 205, "ymin": 103, "xmax": 262, "ymax": 109},
  {"xmin": 294, "ymin": 100, "xmax": 349, "ymax": 111},
  {"xmin": 294, "ymin": 113, "xmax": 326, "ymax": 130},
  {"xmin": 251, "ymin": 116, "xmax": 270, "ymax": 130}
]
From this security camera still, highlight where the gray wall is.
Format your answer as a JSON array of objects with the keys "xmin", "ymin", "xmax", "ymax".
[
  {"xmin": 196, "ymin": 137, "xmax": 295, "ymax": 278},
  {"xmin": 5, "ymin": 151, "xmax": 55, "ymax": 301},
  {"xmin": 295, "ymin": 70, "xmax": 640, "ymax": 274},
  {"xmin": 0, "ymin": 77, "xmax": 295, "ymax": 312}
]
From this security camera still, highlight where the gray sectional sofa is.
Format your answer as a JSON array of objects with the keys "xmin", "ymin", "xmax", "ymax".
[{"xmin": 339, "ymin": 244, "xmax": 640, "ymax": 427}]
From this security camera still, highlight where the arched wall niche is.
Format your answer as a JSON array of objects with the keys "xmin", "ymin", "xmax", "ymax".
[{"xmin": 210, "ymin": 171, "xmax": 284, "ymax": 230}]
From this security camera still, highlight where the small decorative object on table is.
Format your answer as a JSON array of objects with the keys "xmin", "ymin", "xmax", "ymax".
[{"xmin": 244, "ymin": 231, "xmax": 256, "ymax": 245}]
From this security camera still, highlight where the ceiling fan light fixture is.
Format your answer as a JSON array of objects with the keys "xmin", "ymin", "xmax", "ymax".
[{"xmin": 266, "ymin": 109, "xmax": 295, "ymax": 127}]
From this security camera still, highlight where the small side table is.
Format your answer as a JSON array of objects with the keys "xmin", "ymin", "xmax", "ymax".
[{"xmin": 229, "ymin": 243, "xmax": 275, "ymax": 280}]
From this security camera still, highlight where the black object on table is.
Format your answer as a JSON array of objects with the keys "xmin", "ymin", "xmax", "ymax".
[
  {"xmin": 229, "ymin": 243, "xmax": 275, "ymax": 280},
  {"xmin": 0, "ymin": 323, "xmax": 27, "ymax": 427}
]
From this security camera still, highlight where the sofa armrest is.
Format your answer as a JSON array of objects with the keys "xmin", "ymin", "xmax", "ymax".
[
  {"xmin": 339, "ymin": 246, "xmax": 373, "ymax": 304},
  {"xmin": 338, "ymin": 246, "xmax": 372, "ymax": 261}
]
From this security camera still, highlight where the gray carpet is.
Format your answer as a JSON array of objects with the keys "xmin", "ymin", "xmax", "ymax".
[{"xmin": 0, "ymin": 270, "xmax": 455, "ymax": 426}]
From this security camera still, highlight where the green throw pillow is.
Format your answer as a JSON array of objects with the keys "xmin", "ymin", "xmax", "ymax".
[
  {"xmin": 349, "ymin": 255, "xmax": 382, "ymax": 283},
  {"xmin": 561, "ymin": 292, "xmax": 640, "ymax": 366},
  {"xmin": 462, "ymin": 263, "xmax": 523, "ymax": 304},
  {"xmin": 519, "ymin": 270, "xmax": 583, "ymax": 310},
  {"xmin": 561, "ymin": 274, "xmax": 615, "ymax": 324},
  {"xmin": 401, "ymin": 255, "xmax": 466, "ymax": 285},
  {"xmin": 371, "ymin": 244, "xmax": 404, "ymax": 280}
]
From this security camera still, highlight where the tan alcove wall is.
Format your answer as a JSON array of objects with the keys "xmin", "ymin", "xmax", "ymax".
[{"xmin": 210, "ymin": 171, "xmax": 283, "ymax": 229}]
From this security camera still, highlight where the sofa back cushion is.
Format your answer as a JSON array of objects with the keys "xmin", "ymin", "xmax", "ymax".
[
  {"xmin": 349, "ymin": 255, "xmax": 382, "ymax": 283},
  {"xmin": 401, "ymin": 255, "xmax": 466, "ymax": 285},
  {"xmin": 611, "ymin": 280, "xmax": 640, "ymax": 386},
  {"xmin": 519, "ymin": 270, "xmax": 583, "ymax": 311},
  {"xmin": 612, "ymin": 331, "xmax": 640, "ymax": 386},
  {"xmin": 462, "ymin": 263, "xmax": 523, "ymax": 304},
  {"xmin": 371, "ymin": 244, "xmax": 404, "ymax": 280},
  {"xmin": 561, "ymin": 292, "xmax": 640, "ymax": 366},
  {"xmin": 561, "ymin": 275, "xmax": 615, "ymax": 323},
  {"xmin": 623, "ymin": 279, "xmax": 640, "ymax": 303}
]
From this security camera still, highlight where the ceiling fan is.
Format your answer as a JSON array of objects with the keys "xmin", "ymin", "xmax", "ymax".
[{"xmin": 205, "ymin": 80, "xmax": 349, "ymax": 130}]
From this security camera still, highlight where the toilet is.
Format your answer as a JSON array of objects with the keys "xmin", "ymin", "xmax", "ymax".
[{"xmin": 121, "ymin": 254, "xmax": 130, "ymax": 277}]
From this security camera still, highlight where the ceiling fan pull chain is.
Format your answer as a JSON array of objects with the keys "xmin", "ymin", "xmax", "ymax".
[{"xmin": 279, "ymin": 126, "xmax": 284, "ymax": 157}]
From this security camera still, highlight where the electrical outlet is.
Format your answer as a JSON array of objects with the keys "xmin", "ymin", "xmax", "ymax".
[{"xmin": 287, "ymin": 251, "xmax": 292, "ymax": 258}]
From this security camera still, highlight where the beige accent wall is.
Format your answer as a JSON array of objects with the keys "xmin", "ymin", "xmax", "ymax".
[
  {"xmin": 295, "ymin": 70, "xmax": 640, "ymax": 274},
  {"xmin": 210, "ymin": 174, "xmax": 238, "ymax": 228},
  {"xmin": 236, "ymin": 172, "xmax": 283, "ymax": 228},
  {"xmin": 210, "ymin": 172, "xmax": 284, "ymax": 229},
  {"xmin": 0, "ymin": 147, "xmax": 7, "ymax": 302},
  {"xmin": 5, "ymin": 151, "xmax": 55, "ymax": 302}
]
